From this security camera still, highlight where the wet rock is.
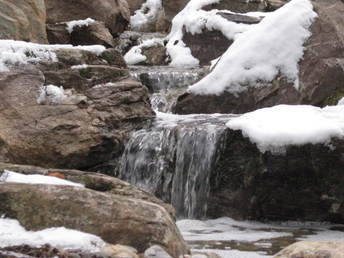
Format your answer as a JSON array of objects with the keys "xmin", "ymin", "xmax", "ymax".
[
  {"xmin": 274, "ymin": 241, "xmax": 344, "ymax": 258},
  {"xmin": 175, "ymin": 0, "xmax": 344, "ymax": 114},
  {"xmin": 207, "ymin": 129, "xmax": 344, "ymax": 222},
  {"xmin": 0, "ymin": 47, "xmax": 153, "ymax": 170},
  {"xmin": 44, "ymin": 0, "xmax": 130, "ymax": 37},
  {"xmin": 0, "ymin": 0, "xmax": 47, "ymax": 43}
]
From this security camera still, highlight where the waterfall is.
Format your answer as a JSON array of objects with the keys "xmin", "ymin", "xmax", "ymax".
[{"xmin": 119, "ymin": 113, "xmax": 233, "ymax": 218}]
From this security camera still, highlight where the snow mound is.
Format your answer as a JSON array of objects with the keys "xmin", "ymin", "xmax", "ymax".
[
  {"xmin": 0, "ymin": 218, "xmax": 104, "ymax": 252},
  {"xmin": 37, "ymin": 85, "xmax": 68, "ymax": 105},
  {"xmin": 188, "ymin": 0, "xmax": 317, "ymax": 95},
  {"xmin": 66, "ymin": 18, "xmax": 96, "ymax": 34},
  {"xmin": 226, "ymin": 105, "xmax": 344, "ymax": 154},
  {"xmin": 0, "ymin": 170, "xmax": 84, "ymax": 187},
  {"xmin": 0, "ymin": 40, "xmax": 105, "ymax": 72},
  {"xmin": 130, "ymin": 0, "xmax": 162, "ymax": 31}
]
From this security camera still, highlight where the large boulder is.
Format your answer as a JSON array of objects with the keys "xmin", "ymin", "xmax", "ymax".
[
  {"xmin": 174, "ymin": 0, "xmax": 344, "ymax": 114},
  {"xmin": 274, "ymin": 242, "xmax": 344, "ymax": 258},
  {"xmin": 0, "ymin": 166, "xmax": 188, "ymax": 258},
  {"xmin": 207, "ymin": 129, "xmax": 344, "ymax": 222},
  {"xmin": 0, "ymin": 0, "xmax": 47, "ymax": 43},
  {"xmin": 0, "ymin": 48, "xmax": 153, "ymax": 170},
  {"xmin": 44, "ymin": 0, "xmax": 130, "ymax": 36}
]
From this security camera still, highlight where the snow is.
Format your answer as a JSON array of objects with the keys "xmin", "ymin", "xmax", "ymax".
[
  {"xmin": 165, "ymin": 0, "xmax": 254, "ymax": 68},
  {"xmin": 0, "ymin": 218, "xmax": 104, "ymax": 252},
  {"xmin": 71, "ymin": 64, "xmax": 89, "ymax": 69},
  {"xmin": 337, "ymin": 97, "xmax": 344, "ymax": 105},
  {"xmin": 0, "ymin": 170, "xmax": 84, "ymax": 187},
  {"xmin": 226, "ymin": 105, "xmax": 344, "ymax": 154},
  {"xmin": 0, "ymin": 39, "xmax": 105, "ymax": 72},
  {"xmin": 188, "ymin": 0, "xmax": 317, "ymax": 95},
  {"xmin": 66, "ymin": 18, "xmax": 96, "ymax": 33},
  {"xmin": 130, "ymin": 0, "xmax": 162, "ymax": 31},
  {"xmin": 37, "ymin": 85, "xmax": 68, "ymax": 105},
  {"xmin": 124, "ymin": 38, "xmax": 164, "ymax": 65}
]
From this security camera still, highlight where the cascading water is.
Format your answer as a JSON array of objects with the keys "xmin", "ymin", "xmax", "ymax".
[{"xmin": 118, "ymin": 65, "xmax": 234, "ymax": 218}]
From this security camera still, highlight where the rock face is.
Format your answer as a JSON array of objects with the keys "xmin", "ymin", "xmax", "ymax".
[
  {"xmin": 175, "ymin": 0, "xmax": 344, "ymax": 114},
  {"xmin": 44, "ymin": 0, "xmax": 130, "ymax": 36},
  {"xmin": 0, "ymin": 166, "xmax": 188, "ymax": 258},
  {"xmin": 0, "ymin": 0, "xmax": 47, "ymax": 43},
  {"xmin": 0, "ymin": 48, "xmax": 154, "ymax": 170},
  {"xmin": 207, "ymin": 129, "xmax": 344, "ymax": 222},
  {"xmin": 274, "ymin": 242, "xmax": 344, "ymax": 258}
]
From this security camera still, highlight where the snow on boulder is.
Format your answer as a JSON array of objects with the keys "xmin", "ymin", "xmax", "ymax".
[
  {"xmin": 0, "ymin": 39, "xmax": 105, "ymax": 72},
  {"xmin": 188, "ymin": 0, "xmax": 317, "ymax": 95},
  {"xmin": 226, "ymin": 105, "xmax": 344, "ymax": 154},
  {"xmin": 130, "ymin": 0, "xmax": 163, "ymax": 31},
  {"xmin": 0, "ymin": 170, "xmax": 84, "ymax": 187},
  {"xmin": 66, "ymin": 18, "xmax": 96, "ymax": 34}
]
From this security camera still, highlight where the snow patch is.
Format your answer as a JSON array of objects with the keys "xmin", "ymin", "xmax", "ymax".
[
  {"xmin": 188, "ymin": 0, "xmax": 317, "ymax": 95},
  {"xmin": 0, "ymin": 170, "xmax": 84, "ymax": 187},
  {"xmin": 337, "ymin": 97, "xmax": 344, "ymax": 105},
  {"xmin": 0, "ymin": 218, "xmax": 104, "ymax": 252},
  {"xmin": 37, "ymin": 85, "xmax": 68, "ymax": 105},
  {"xmin": 66, "ymin": 18, "xmax": 96, "ymax": 34},
  {"xmin": 226, "ymin": 105, "xmax": 344, "ymax": 154},
  {"xmin": 130, "ymin": 0, "xmax": 162, "ymax": 31},
  {"xmin": 0, "ymin": 40, "xmax": 105, "ymax": 72}
]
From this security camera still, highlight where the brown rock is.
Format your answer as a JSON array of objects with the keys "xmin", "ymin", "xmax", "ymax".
[
  {"xmin": 0, "ymin": 0, "xmax": 47, "ymax": 43},
  {"xmin": 274, "ymin": 241, "xmax": 344, "ymax": 258},
  {"xmin": 142, "ymin": 46, "xmax": 168, "ymax": 66},
  {"xmin": 0, "ymin": 47, "xmax": 154, "ymax": 170},
  {"xmin": 0, "ymin": 162, "xmax": 176, "ymax": 218},
  {"xmin": 70, "ymin": 21, "xmax": 115, "ymax": 48},
  {"xmin": 0, "ymin": 182, "xmax": 189, "ymax": 258},
  {"xmin": 203, "ymin": 0, "xmax": 266, "ymax": 12},
  {"xmin": 128, "ymin": 0, "xmax": 145, "ymax": 15},
  {"xmin": 44, "ymin": 0, "xmax": 130, "ymax": 36},
  {"xmin": 46, "ymin": 23, "xmax": 71, "ymax": 45}
]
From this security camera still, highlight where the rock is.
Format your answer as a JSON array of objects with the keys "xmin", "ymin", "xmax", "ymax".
[
  {"xmin": 0, "ymin": 47, "xmax": 154, "ymax": 170},
  {"xmin": 203, "ymin": 0, "xmax": 267, "ymax": 12},
  {"xmin": 163, "ymin": 0, "xmax": 189, "ymax": 22},
  {"xmin": 183, "ymin": 30, "xmax": 232, "ymax": 66},
  {"xmin": 274, "ymin": 241, "xmax": 344, "ymax": 258},
  {"xmin": 0, "ymin": 181, "xmax": 188, "ymax": 258},
  {"xmin": 128, "ymin": 0, "xmax": 145, "ymax": 15},
  {"xmin": 175, "ymin": 0, "xmax": 344, "ymax": 114},
  {"xmin": 101, "ymin": 244, "xmax": 139, "ymax": 258},
  {"xmin": 266, "ymin": 0, "xmax": 290, "ymax": 11},
  {"xmin": 70, "ymin": 21, "xmax": 115, "ymax": 48},
  {"xmin": 142, "ymin": 45, "xmax": 168, "ymax": 66},
  {"xmin": 46, "ymin": 23, "xmax": 71, "ymax": 45},
  {"xmin": 101, "ymin": 48, "xmax": 127, "ymax": 68},
  {"xmin": 44, "ymin": 0, "xmax": 130, "ymax": 36},
  {"xmin": 0, "ymin": 0, "xmax": 47, "ymax": 43},
  {"xmin": 0, "ymin": 162, "xmax": 176, "ymax": 218},
  {"xmin": 206, "ymin": 129, "xmax": 344, "ymax": 222}
]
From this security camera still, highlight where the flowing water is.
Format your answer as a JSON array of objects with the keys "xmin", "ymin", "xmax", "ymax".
[{"xmin": 119, "ymin": 65, "xmax": 344, "ymax": 257}]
